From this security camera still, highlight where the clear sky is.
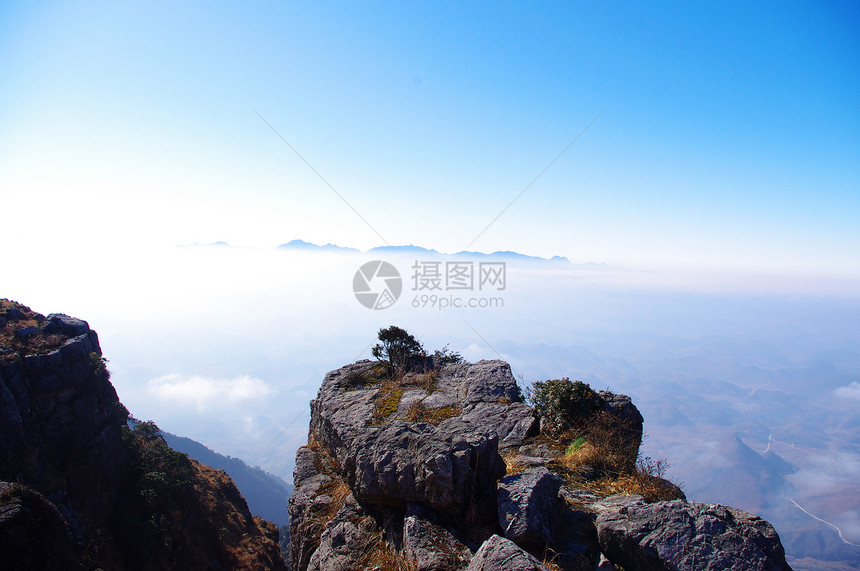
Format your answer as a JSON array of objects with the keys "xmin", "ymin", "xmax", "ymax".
[{"xmin": 1, "ymin": 1, "xmax": 858, "ymax": 278}]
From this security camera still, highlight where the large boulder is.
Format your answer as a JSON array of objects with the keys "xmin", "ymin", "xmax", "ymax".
[
  {"xmin": 497, "ymin": 467, "xmax": 563, "ymax": 550},
  {"xmin": 596, "ymin": 499, "xmax": 792, "ymax": 570},
  {"xmin": 342, "ymin": 418, "xmax": 505, "ymax": 521},
  {"xmin": 308, "ymin": 360, "xmax": 534, "ymax": 524},
  {"xmin": 403, "ymin": 503, "xmax": 472, "ymax": 571},
  {"xmin": 306, "ymin": 495, "xmax": 376, "ymax": 571},
  {"xmin": 466, "ymin": 534, "xmax": 552, "ymax": 571}
]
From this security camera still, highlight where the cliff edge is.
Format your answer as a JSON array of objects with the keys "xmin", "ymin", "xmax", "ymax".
[
  {"xmin": 289, "ymin": 358, "xmax": 792, "ymax": 571},
  {"xmin": 0, "ymin": 299, "xmax": 285, "ymax": 570}
]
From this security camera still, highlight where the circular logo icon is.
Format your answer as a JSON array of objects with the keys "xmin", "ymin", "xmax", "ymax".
[{"xmin": 353, "ymin": 260, "xmax": 402, "ymax": 310}]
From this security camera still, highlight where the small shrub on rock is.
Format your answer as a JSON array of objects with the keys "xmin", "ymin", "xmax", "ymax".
[
  {"xmin": 372, "ymin": 326, "xmax": 425, "ymax": 375},
  {"xmin": 530, "ymin": 378, "xmax": 605, "ymax": 437}
]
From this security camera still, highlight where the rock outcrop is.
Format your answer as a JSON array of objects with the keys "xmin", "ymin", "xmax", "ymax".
[
  {"xmin": 597, "ymin": 497, "xmax": 790, "ymax": 570},
  {"xmin": 0, "ymin": 299, "xmax": 285, "ymax": 569},
  {"xmin": 289, "ymin": 357, "xmax": 793, "ymax": 570}
]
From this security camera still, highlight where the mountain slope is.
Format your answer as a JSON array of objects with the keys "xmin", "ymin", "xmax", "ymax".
[
  {"xmin": 162, "ymin": 431, "xmax": 293, "ymax": 526},
  {"xmin": 0, "ymin": 299, "xmax": 285, "ymax": 569}
]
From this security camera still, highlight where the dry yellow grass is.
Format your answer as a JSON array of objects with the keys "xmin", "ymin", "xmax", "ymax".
[
  {"xmin": 401, "ymin": 400, "xmax": 461, "ymax": 425},
  {"xmin": 501, "ymin": 451, "xmax": 529, "ymax": 476},
  {"xmin": 352, "ymin": 529, "xmax": 417, "ymax": 571}
]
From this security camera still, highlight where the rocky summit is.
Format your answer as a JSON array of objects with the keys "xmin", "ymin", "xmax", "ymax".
[
  {"xmin": 0, "ymin": 299, "xmax": 285, "ymax": 570},
  {"xmin": 289, "ymin": 358, "xmax": 793, "ymax": 571}
]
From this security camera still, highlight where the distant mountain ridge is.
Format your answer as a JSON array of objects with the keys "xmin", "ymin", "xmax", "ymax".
[
  {"xmin": 274, "ymin": 239, "xmax": 621, "ymax": 267},
  {"xmin": 162, "ymin": 431, "xmax": 293, "ymax": 527},
  {"xmin": 277, "ymin": 239, "xmax": 569, "ymax": 263},
  {"xmin": 176, "ymin": 239, "xmax": 627, "ymax": 269}
]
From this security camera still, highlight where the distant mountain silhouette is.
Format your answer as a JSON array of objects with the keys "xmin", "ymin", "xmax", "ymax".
[
  {"xmin": 367, "ymin": 244, "xmax": 440, "ymax": 255},
  {"xmin": 276, "ymin": 239, "xmax": 360, "ymax": 253},
  {"xmin": 273, "ymin": 240, "xmax": 625, "ymax": 267}
]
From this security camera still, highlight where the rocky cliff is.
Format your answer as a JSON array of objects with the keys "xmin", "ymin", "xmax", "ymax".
[
  {"xmin": 289, "ymin": 358, "xmax": 793, "ymax": 571},
  {"xmin": 0, "ymin": 299, "xmax": 285, "ymax": 570}
]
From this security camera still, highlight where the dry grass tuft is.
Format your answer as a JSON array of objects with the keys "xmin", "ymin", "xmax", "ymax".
[
  {"xmin": 412, "ymin": 368, "xmax": 439, "ymax": 392},
  {"xmin": 540, "ymin": 547, "xmax": 564, "ymax": 571},
  {"xmin": 299, "ymin": 441, "xmax": 353, "ymax": 557},
  {"xmin": 402, "ymin": 401, "xmax": 461, "ymax": 425},
  {"xmin": 351, "ymin": 529, "xmax": 417, "ymax": 571},
  {"xmin": 0, "ymin": 300, "xmax": 67, "ymax": 356},
  {"xmin": 501, "ymin": 452, "xmax": 529, "ymax": 476},
  {"xmin": 548, "ymin": 412, "xmax": 683, "ymax": 503}
]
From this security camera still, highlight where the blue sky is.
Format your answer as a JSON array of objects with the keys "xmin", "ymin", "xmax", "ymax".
[{"xmin": 1, "ymin": 1, "xmax": 858, "ymax": 277}]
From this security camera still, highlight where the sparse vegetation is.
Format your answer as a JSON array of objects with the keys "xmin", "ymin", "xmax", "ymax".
[
  {"xmin": 502, "ymin": 451, "xmax": 529, "ymax": 476},
  {"xmin": 300, "ymin": 434, "xmax": 353, "ymax": 556},
  {"xmin": 0, "ymin": 299, "xmax": 66, "ymax": 355},
  {"xmin": 432, "ymin": 343, "xmax": 463, "ymax": 367},
  {"xmin": 372, "ymin": 325, "xmax": 426, "ymax": 375},
  {"xmin": 110, "ymin": 420, "xmax": 196, "ymax": 563},
  {"xmin": 369, "ymin": 381, "xmax": 404, "ymax": 425},
  {"xmin": 359, "ymin": 328, "xmax": 469, "ymax": 426},
  {"xmin": 90, "ymin": 352, "xmax": 110, "ymax": 381},
  {"xmin": 529, "ymin": 378, "xmax": 605, "ymax": 437},
  {"xmin": 351, "ymin": 529, "xmax": 418, "ymax": 571},
  {"xmin": 402, "ymin": 400, "xmax": 461, "ymax": 425},
  {"xmin": 342, "ymin": 362, "xmax": 388, "ymax": 390},
  {"xmin": 565, "ymin": 436, "xmax": 586, "ymax": 456},
  {"xmin": 529, "ymin": 377, "xmax": 683, "ymax": 503}
]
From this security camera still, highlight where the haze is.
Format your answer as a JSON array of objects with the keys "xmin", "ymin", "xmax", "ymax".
[{"xmin": 2, "ymin": 2, "xmax": 858, "ymax": 568}]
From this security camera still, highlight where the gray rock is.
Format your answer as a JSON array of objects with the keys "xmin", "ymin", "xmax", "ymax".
[
  {"xmin": 288, "ymin": 446, "xmax": 336, "ymax": 571},
  {"xmin": 0, "ymin": 323, "xmax": 125, "ymax": 537},
  {"xmin": 342, "ymin": 419, "xmax": 505, "ymax": 523},
  {"xmin": 2, "ymin": 308, "xmax": 26, "ymax": 321},
  {"xmin": 460, "ymin": 402, "xmax": 538, "ymax": 449},
  {"xmin": 309, "ymin": 361, "xmax": 524, "ymax": 524},
  {"xmin": 598, "ymin": 390, "xmax": 644, "ymax": 453},
  {"xmin": 403, "ymin": 503, "xmax": 472, "ymax": 571},
  {"xmin": 590, "ymin": 494, "xmax": 646, "ymax": 516},
  {"xmin": 466, "ymin": 534, "xmax": 552, "ymax": 571},
  {"xmin": 45, "ymin": 313, "xmax": 90, "ymax": 337},
  {"xmin": 13, "ymin": 326, "xmax": 39, "ymax": 338},
  {"xmin": 596, "ymin": 500, "xmax": 792, "ymax": 571},
  {"xmin": 306, "ymin": 495, "xmax": 376, "ymax": 571},
  {"xmin": 497, "ymin": 468, "xmax": 563, "ymax": 549},
  {"xmin": 445, "ymin": 360, "xmax": 524, "ymax": 405},
  {"xmin": 549, "ymin": 495, "xmax": 600, "ymax": 571}
]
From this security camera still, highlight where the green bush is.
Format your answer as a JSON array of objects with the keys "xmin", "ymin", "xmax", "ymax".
[{"xmin": 530, "ymin": 378, "xmax": 604, "ymax": 437}]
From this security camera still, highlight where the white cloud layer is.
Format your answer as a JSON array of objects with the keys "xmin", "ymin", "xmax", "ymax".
[
  {"xmin": 148, "ymin": 373, "xmax": 275, "ymax": 412},
  {"xmin": 835, "ymin": 382, "xmax": 860, "ymax": 401}
]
